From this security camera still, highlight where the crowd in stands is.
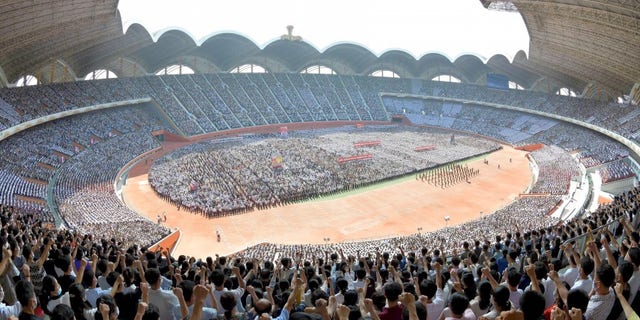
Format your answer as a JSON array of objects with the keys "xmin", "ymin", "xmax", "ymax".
[
  {"xmin": 600, "ymin": 159, "xmax": 637, "ymax": 184},
  {"xmin": 0, "ymin": 73, "xmax": 640, "ymax": 319},
  {"xmin": 383, "ymin": 95, "xmax": 638, "ymax": 187},
  {"xmin": 0, "ymin": 74, "xmax": 639, "ymax": 148},
  {"xmin": 529, "ymin": 146, "xmax": 580, "ymax": 195},
  {"xmin": 55, "ymin": 132, "xmax": 169, "ymax": 247},
  {"xmin": 0, "ymin": 184, "xmax": 637, "ymax": 320},
  {"xmin": 0, "ymin": 105, "xmax": 165, "ymax": 220},
  {"xmin": 149, "ymin": 126, "xmax": 499, "ymax": 216}
]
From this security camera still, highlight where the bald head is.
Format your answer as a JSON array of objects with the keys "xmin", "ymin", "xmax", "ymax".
[{"xmin": 254, "ymin": 298, "xmax": 272, "ymax": 316}]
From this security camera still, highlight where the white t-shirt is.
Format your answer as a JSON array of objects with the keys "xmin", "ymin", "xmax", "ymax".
[
  {"xmin": 426, "ymin": 288, "xmax": 445, "ymax": 320},
  {"xmin": 571, "ymin": 277, "xmax": 593, "ymax": 295}
]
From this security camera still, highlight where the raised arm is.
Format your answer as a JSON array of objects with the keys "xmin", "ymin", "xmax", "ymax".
[
  {"xmin": 548, "ymin": 270, "xmax": 568, "ymax": 306},
  {"xmin": 602, "ymin": 237, "xmax": 618, "ymax": 269},
  {"xmin": 233, "ymin": 266, "xmax": 246, "ymax": 289},
  {"xmin": 284, "ymin": 277, "xmax": 304, "ymax": 312},
  {"xmin": 399, "ymin": 292, "xmax": 419, "ymax": 320},
  {"xmin": 91, "ymin": 253, "xmax": 99, "ymax": 274},
  {"xmin": 615, "ymin": 282, "xmax": 640, "ymax": 320},
  {"xmin": 364, "ymin": 299, "xmax": 381, "ymax": 320},
  {"xmin": 173, "ymin": 286, "xmax": 189, "ymax": 320},
  {"xmin": 588, "ymin": 242, "xmax": 601, "ymax": 269},
  {"xmin": 36, "ymin": 240, "xmax": 53, "ymax": 269},
  {"xmin": 435, "ymin": 262, "xmax": 444, "ymax": 289},
  {"xmin": 110, "ymin": 275, "xmax": 124, "ymax": 297},
  {"xmin": 75, "ymin": 259, "xmax": 88, "ymax": 284},
  {"xmin": 481, "ymin": 267, "xmax": 499, "ymax": 289},
  {"xmin": 0, "ymin": 247, "xmax": 12, "ymax": 275},
  {"xmin": 191, "ymin": 285, "xmax": 209, "ymax": 320},
  {"xmin": 525, "ymin": 264, "xmax": 541, "ymax": 293}
]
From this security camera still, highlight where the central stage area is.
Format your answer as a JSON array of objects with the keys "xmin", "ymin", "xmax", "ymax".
[{"xmin": 122, "ymin": 142, "xmax": 531, "ymax": 257}]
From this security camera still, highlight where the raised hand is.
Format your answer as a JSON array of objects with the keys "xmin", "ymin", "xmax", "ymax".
[
  {"xmin": 336, "ymin": 304, "xmax": 350, "ymax": 320},
  {"xmin": 194, "ymin": 284, "xmax": 209, "ymax": 302},
  {"xmin": 550, "ymin": 306, "xmax": 564, "ymax": 320},
  {"xmin": 567, "ymin": 308, "xmax": 582, "ymax": 320},
  {"xmin": 136, "ymin": 302, "xmax": 148, "ymax": 316}
]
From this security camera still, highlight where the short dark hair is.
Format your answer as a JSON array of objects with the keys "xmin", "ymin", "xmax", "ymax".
[
  {"xmin": 371, "ymin": 291, "xmax": 386, "ymax": 310},
  {"xmin": 311, "ymin": 288, "xmax": 329, "ymax": 307},
  {"xmin": 210, "ymin": 269, "xmax": 225, "ymax": 287},
  {"xmin": 55, "ymin": 255, "xmax": 72, "ymax": 272},
  {"xmin": 506, "ymin": 268, "xmax": 522, "ymax": 287},
  {"xmin": 449, "ymin": 293, "xmax": 469, "ymax": 316},
  {"xmin": 566, "ymin": 289, "xmax": 589, "ymax": 313},
  {"xmin": 344, "ymin": 290, "xmax": 358, "ymax": 306},
  {"xmin": 15, "ymin": 280, "xmax": 35, "ymax": 306},
  {"xmin": 628, "ymin": 247, "xmax": 640, "ymax": 267},
  {"xmin": 51, "ymin": 304, "xmax": 75, "ymax": 320},
  {"xmin": 179, "ymin": 280, "xmax": 195, "ymax": 302},
  {"xmin": 144, "ymin": 268, "xmax": 161, "ymax": 285},
  {"xmin": 596, "ymin": 263, "xmax": 616, "ymax": 288},
  {"xmin": 403, "ymin": 301, "xmax": 427, "ymax": 320},
  {"xmin": 82, "ymin": 268, "xmax": 95, "ymax": 288},
  {"xmin": 619, "ymin": 261, "xmax": 635, "ymax": 283},
  {"xmin": 384, "ymin": 282, "xmax": 403, "ymax": 302},
  {"xmin": 142, "ymin": 303, "xmax": 160, "ymax": 320},
  {"xmin": 519, "ymin": 291, "xmax": 545, "ymax": 320},
  {"xmin": 580, "ymin": 257, "xmax": 595, "ymax": 275}
]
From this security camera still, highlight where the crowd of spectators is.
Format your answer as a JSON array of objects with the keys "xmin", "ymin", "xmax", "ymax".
[
  {"xmin": 1, "ymin": 74, "xmax": 639, "ymax": 150},
  {"xmin": 0, "ymin": 74, "xmax": 639, "ymax": 319},
  {"xmin": 55, "ymin": 132, "xmax": 169, "ymax": 247},
  {"xmin": 529, "ymin": 146, "xmax": 580, "ymax": 195},
  {"xmin": 0, "ymin": 185, "xmax": 637, "ymax": 320},
  {"xmin": 600, "ymin": 159, "xmax": 637, "ymax": 184},
  {"xmin": 149, "ymin": 126, "xmax": 499, "ymax": 216},
  {"xmin": 383, "ymin": 95, "xmax": 637, "ymax": 187},
  {"xmin": 0, "ymin": 105, "xmax": 165, "ymax": 220}
]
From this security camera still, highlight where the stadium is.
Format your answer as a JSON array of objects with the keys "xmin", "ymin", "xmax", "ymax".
[{"xmin": 0, "ymin": 1, "xmax": 639, "ymax": 319}]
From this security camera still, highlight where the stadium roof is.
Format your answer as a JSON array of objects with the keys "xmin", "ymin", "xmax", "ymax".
[{"xmin": 0, "ymin": 0, "xmax": 637, "ymax": 100}]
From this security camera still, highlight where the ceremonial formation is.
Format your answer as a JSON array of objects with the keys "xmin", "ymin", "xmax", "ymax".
[
  {"xmin": 417, "ymin": 164, "xmax": 481, "ymax": 188},
  {"xmin": 148, "ymin": 126, "xmax": 499, "ymax": 216}
]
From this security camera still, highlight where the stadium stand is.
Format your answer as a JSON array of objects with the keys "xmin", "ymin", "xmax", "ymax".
[{"xmin": 0, "ymin": 0, "xmax": 639, "ymax": 318}]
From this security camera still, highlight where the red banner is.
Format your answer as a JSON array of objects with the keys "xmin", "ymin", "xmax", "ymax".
[
  {"xmin": 354, "ymin": 141, "xmax": 380, "ymax": 148},
  {"xmin": 338, "ymin": 154, "xmax": 373, "ymax": 163},
  {"xmin": 414, "ymin": 145, "xmax": 436, "ymax": 152}
]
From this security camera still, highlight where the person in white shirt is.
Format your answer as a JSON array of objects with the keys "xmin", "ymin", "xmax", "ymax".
[
  {"xmin": 585, "ymin": 264, "xmax": 616, "ymax": 320},
  {"xmin": 505, "ymin": 268, "xmax": 523, "ymax": 310},
  {"xmin": 469, "ymin": 281, "xmax": 492, "ymax": 318},
  {"xmin": 624, "ymin": 247, "xmax": 640, "ymax": 303},
  {"xmin": 479, "ymin": 285, "xmax": 511, "ymax": 320},
  {"xmin": 419, "ymin": 273, "xmax": 445, "ymax": 319},
  {"xmin": 180, "ymin": 280, "xmax": 218, "ymax": 320},
  {"xmin": 206, "ymin": 267, "xmax": 246, "ymax": 312},
  {"xmin": 559, "ymin": 244, "xmax": 580, "ymax": 287},
  {"xmin": 570, "ymin": 257, "xmax": 594, "ymax": 295},
  {"xmin": 145, "ymin": 267, "xmax": 182, "ymax": 320}
]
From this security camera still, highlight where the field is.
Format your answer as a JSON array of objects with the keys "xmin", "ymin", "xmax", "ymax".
[{"xmin": 122, "ymin": 139, "xmax": 531, "ymax": 257}]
